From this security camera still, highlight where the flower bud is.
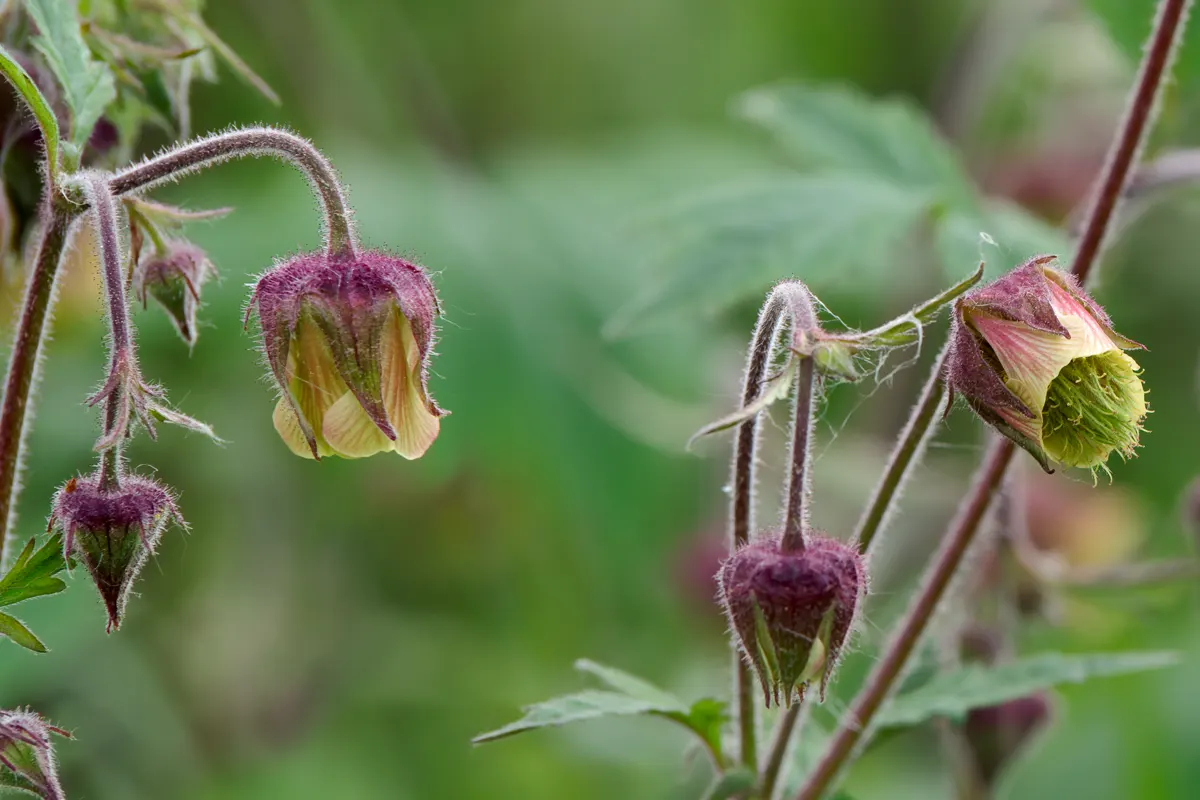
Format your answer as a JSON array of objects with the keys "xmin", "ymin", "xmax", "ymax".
[
  {"xmin": 247, "ymin": 250, "xmax": 445, "ymax": 460},
  {"xmin": 49, "ymin": 474, "xmax": 184, "ymax": 632},
  {"xmin": 963, "ymin": 693, "xmax": 1052, "ymax": 785},
  {"xmin": 717, "ymin": 534, "xmax": 863, "ymax": 706},
  {"xmin": 0, "ymin": 709, "xmax": 69, "ymax": 800},
  {"xmin": 947, "ymin": 256, "xmax": 1147, "ymax": 472},
  {"xmin": 133, "ymin": 240, "xmax": 215, "ymax": 347}
]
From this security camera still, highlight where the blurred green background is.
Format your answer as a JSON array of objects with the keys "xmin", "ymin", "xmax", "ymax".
[{"xmin": 3, "ymin": 0, "xmax": 1200, "ymax": 798}]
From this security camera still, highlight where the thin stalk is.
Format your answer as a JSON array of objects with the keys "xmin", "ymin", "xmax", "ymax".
[
  {"xmin": 727, "ymin": 282, "xmax": 819, "ymax": 769},
  {"xmin": 780, "ymin": 355, "xmax": 816, "ymax": 553},
  {"xmin": 793, "ymin": 1, "xmax": 1190, "ymax": 796},
  {"xmin": 109, "ymin": 127, "xmax": 357, "ymax": 259},
  {"xmin": 0, "ymin": 203, "xmax": 78, "ymax": 568},
  {"xmin": 759, "ymin": 703, "xmax": 802, "ymax": 799}
]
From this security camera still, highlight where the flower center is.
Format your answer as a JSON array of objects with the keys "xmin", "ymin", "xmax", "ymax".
[{"xmin": 1040, "ymin": 351, "xmax": 1146, "ymax": 470}]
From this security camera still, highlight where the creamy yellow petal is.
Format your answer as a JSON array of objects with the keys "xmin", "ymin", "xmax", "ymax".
[
  {"xmin": 273, "ymin": 398, "xmax": 319, "ymax": 459},
  {"xmin": 322, "ymin": 391, "xmax": 393, "ymax": 458},
  {"xmin": 284, "ymin": 316, "xmax": 347, "ymax": 451},
  {"xmin": 382, "ymin": 313, "xmax": 440, "ymax": 459}
]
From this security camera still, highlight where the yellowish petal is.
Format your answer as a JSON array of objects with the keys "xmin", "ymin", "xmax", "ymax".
[
  {"xmin": 273, "ymin": 398, "xmax": 319, "ymax": 459},
  {"xmin": 382, "ymin": 313, "xmax": 440, "ymax": 460},
  {"xmin": 322, "ymin": 391, "xmax": 393, "ymax": 458},
  {"xmin": 284, "ymin": 316, "xmax": 347, "ymax": 452}
]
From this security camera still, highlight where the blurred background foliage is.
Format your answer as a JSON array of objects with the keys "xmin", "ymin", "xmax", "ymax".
[{"xmin": 1, "ymin": 0, "xmax": 1199, "ymax": 797}]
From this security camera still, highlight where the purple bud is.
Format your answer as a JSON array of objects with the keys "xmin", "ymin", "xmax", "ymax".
[
  {"xmin": 717, "ymin": 534, "xmax": 864, "ymax": 707},
  {"xmin": 946, "ymin": 256, "xmax": 1147, "ymax": 472},
  {"xmin": 247, "ymin": 250, "xmax": 445, "ymax": 460},
  {"xmin": 49, "ymin": 474, "xmax": 184, "ymax": 632},
  {"xmin": 963, "ymin": 693, "xmax": 1052, "ymax": 785},
  {"xmin": 133, "ymin": 239, "xmax": 215, "ymax": 347},
  {"xmin": 0, "ymin": 709, "xmax": 70, "ymax": 800}
]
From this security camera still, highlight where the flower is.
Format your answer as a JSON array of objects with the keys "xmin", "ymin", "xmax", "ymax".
[
  {"xmin": 133, "ymin": 239, "xmax": 215, "ymax": 347},
  {"xmin": 49, "ymin": 473, "xmax": 184, "ymax": 632},
  {"xmin": 717, "ymin": 534, "xmax": 863, "ymax": 706},
  {"xmin": 0, "ymin": 709, "xmax": 69, "ymax": 800},
  {"xmin": 947, "ymin": 256, "xmax": 1147, "ymax": 472},
  {"xmin": 247, "ymin": 251, "xmax": 444, "ymax": 460}
]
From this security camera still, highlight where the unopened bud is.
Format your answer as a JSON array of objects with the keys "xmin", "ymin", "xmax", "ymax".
[
  {"xmin": 49, "ymin": 474, "xmax": 184, "ymax": 632},
  {"xmin": 963, "ymin": 693, "xmax": 1052, "ymax": 785},
  {"xmin": 0, "ymin": 709, "xmax": 69, "ymax": 800},
  {"xmin": 718, "ymin": 534, "xmax": 863, "ymax": 706},
  {"xmin": 133, "ymin": 240, "xmax": 215, "ymax": 347}
]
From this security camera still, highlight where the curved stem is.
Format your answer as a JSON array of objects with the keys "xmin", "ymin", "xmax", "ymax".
[
  {"xmin": 728, "ymin": 281, "xmax": 819, "ymax": 768},
  {"xmin": 793, "ymin": 1, "xmax": 1190, "ymax": 796},
  {"xmin": 0, "ymin": 202, "xmax": 78, "ymax": 568},
  {"xmin": 780, "ymin": 356, "xmax": 815, "ymax": 553},
  {"xmin": 108, "ymin": 127, "xmax": 357, "ymax": 259}
]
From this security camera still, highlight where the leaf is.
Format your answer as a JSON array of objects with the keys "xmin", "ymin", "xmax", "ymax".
[
  {"xmin": 607, "ymin": 176, "xmax": 934, "ymax": 336},
  {"xmin": 0, "ymin": 535, "xmax": 69, "ymax": 608},
  {"xmin": 0, "ymin": 43, "xmax": 60, "ymax": 172},
  {"xmin": 164, "ymin": 10, "xmax": 280, "ymax": 104},
  {"xmin": 935, "ymin": 201, "xmax": 1070, "ymax": 280},
  {"xmin": 25, "ymin": 0, "xmax": 117, "ymax": 155},
  {"xmin": 1086, "ymin": 0, "xmax": 1200, "ymax": 82},
  {"xmin": 733, "ymin": 83, "xmax": 975, "ymax": 204},
  {"xmin": 573, "ymin": 659, "xmax": 688, "ymax": 711},
  {"xmin": 876, "ymin": 651, "xmax": 1180, "ymax": 730},
  {"xmin": 0, "ymin": 611, "xmax": 47, "ymax": 652},
  {"xmin": 702, "ymin": 768, "xmax": 756, "ymax": 800},
  {"xmin": 471, "ymin": 690, "xmax": 669, "ymax": 743},
  {"xmin": 688, "ymin": 358, "xmax": 797, "ymax": 446}
]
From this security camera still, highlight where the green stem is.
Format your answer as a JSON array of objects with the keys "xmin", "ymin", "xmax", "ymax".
[
  {"xmin": 758, "ymin": 703, "xmax": 802, "ymax": 799},
  {"xmin": 0, "ymin": 202, "xmax": 79, "ymax": 568}
]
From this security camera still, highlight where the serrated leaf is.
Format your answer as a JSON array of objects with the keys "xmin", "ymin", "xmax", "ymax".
[
  {"xmin": 688, "ymin": 358, "xmax": 797, "ymax": 446},
  {"xmin": 25, "ymin": 0, "xmax": 117, "ymax": 154},
  {"xmin": 876, "ymin": 650, "xmax": 1180, "ymax": 730},
  {"xmin": 608, "ymin": 176, "xmax": 933, "ymax": 336},
  {"xmin": 0, "ymin": 611, "xmax": 47, "ymax": 652},
  {"xmin": 0, "ymin": 43, "xmax": 60, "ymax": 172},
  {"xmin": 0, "ymin": 535, "xmax": 69, "ymax": 608},
  {"xmin": 573, "ymin": 659, "xmax": 688, "ymax": 711},
  {"xmin": 472, "ymin": 690, "xmax": 668, "ymax": 743},
  {"xmin": 733, "ymin": 83, "xmax": 975, "ymax": 205},
  {"xmin": 1087, "ymin": 0, "xmax": 1200, "ymax": 82}
]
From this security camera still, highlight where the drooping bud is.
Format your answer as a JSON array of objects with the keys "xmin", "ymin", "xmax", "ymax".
[
  {"xmin": 717, "ymin": 534, "xmax": 863, "ymax": 706},
  {"xmin": 49, "ymin": 474, "xmax": 184, "ymax": 632},
  {"xmin": 0, "ymin": 709, "xmax": 70, "ymax": 800},
  {"xmin": 132, "ymin": 239, "xmax": 215, "ymax": 347},
  {"xmin": 962, "ymin": 693, "xmax": 1052, "ymax": 786},
  {"xmin": 247, "ymin": 250, "xmax": 445, "ymax": 460},
  {"xmin": 947, "ymin": 256, "xmax": 1147, "ymax": 473}
]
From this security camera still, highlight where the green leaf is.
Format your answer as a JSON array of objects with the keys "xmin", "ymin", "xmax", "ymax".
[
  {"xmin": 573, "ymin": 658, "xmax": 687, "ymax": 711},
  {"xmin": 688, "ymin": 358, "xmax": 797, "ymax": 446},
  {"xmin": 25, "ymin": 0, "xmax": 117, "ymax": 157},
  {"xmin": 164, "ymin": 9, "xmax": 280, "ymax": 105},
  {"xmin": 0, "ymin": 43, "xmax": 60, "ymax": 172},
  {"xmin": 935, "ymin": 201, "xmax": 1070, "ymax": 280},
  {"xmin": 0, "ymin": 534, "xmax": 69, "ymax": 608},
  {"xmin": 702, "ymin": 768, "xmax": 756, "ymax": 800},
  {"xmin": 876, "ymin": 650, "xmax": 1180, "ymax": 730},
  {"xmin": 733, "ymin": 83, "xmax": 975, "ymax": 204},
  {"xmin": 472, "ymin": 690, "xmax": 669, "ymax": 743},
  {"xmin": 607, "ymin": 176, "xmax": 934, "ymax": 336},
  {"xmin": 1087, "ymin": 0, "xmax": 1200, "ymax": 82},
  {"xmin": 0, "ymin": 611, "xmax": 47, "ymax": 652}
]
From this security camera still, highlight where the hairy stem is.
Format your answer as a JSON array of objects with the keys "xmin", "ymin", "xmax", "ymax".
[
  {"xmin": 759, "ymin": 703, "xmax": 802, "ymax": 799},
  {"xmin": 108, "ymin": 127, "xmax": 357, "ymax": 259},
  {"xmin": 793, "ymin": 1, "xmax": 1190, "ymax": 796},
  {"xmin": 780, "ymin": 356, "xmax": 816, "ymax": 553},
  {"xmin": 0, "ymin": 203, "xmax": 78, "ymax": 568},
  {"xmin": 728, "ymin": 282, "xmax": 819, "ymax": 768}
]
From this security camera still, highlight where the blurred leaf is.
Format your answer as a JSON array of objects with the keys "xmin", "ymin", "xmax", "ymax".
[
  {"xmin": 935, "ymin": 201, "xmax": 1071, "ymax": 280},
  {"xmin": 0, "ymin": 43, "xmax": 60, "ymax": 173},
  {"xmin": 472, "ymin": 690, "xmax": 671, "ymax": 743},
  {"xmin": 702, "ymin": 768, "xmax": 756, "ymax": 800},
  {"xmin": 1086, "ymin": 0, "xmax": 1200, "ymax": 81},
  {"xmin": 163, "ymin": 10, "xmax": 280, "ymax": 105},
  {"xmin": 573, "ymin": 659, "xmax": 687, "ymax": 710},
  {"xmin": 876, "ymin": 651, "xmax": 1180, "ymax": 729},
  {"xmin": 0, "ymin": 535, "xmax": 68, "ymax": 608},
  {"xmin": 0, "ymin": 611, "xmax": 47, "ymax": 652},
  {"xmin": 688, "ymin": 357, "xmax": 797, "ymax": 446},
  {"xmin": 608, "ymin": 176, "xmax": 933, "ymax": 336},
  {"xmin": 25, "ymin": 0, "xmax": 117, "ymax": 154},
  {"xmin": 733, "ymin": 83, "xmax": 975, "ymax": 205}
]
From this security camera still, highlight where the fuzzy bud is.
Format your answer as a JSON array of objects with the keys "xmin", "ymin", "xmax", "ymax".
[
  {"xmin": 247, "ymin": 250, "xmax": 445, "ymax": 460},
  {"xmin": 947, "ymin": 256, "xmax": 1147, "ymax": 473},
  {"xmin": 133, "ymin": 240, "xmax": 215, "ymax": 347},
  {"xmin": 0, "ymin": 709, "xmax": 69, "ymax": 800},
  {"xmin": 963, "ymin": 693, "xmax": 1052, "ymax": 785},
  {"xmin": 718, "ymin": 534, "xmax": 863, "ymax": 706},
  {"xmin": 49, "ymin": 474, "xmax": 184, "ymax": 632}
]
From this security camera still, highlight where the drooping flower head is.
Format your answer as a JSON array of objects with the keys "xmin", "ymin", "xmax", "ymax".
[
  {"xmin": 133, "ymin": 239, "xmax": 215, "ymax": 347},
  {"xmin": 49, "ymin": 474, "xmax": 184, "ymax": 632},
  {"xmin": 717, "ymin": 534, "xmax": 863, "ymax": 707},
  {"xmin": 947, "ymin": 256, "xmax": 1147, "ymax": 473},
  {"xmin": 247, "ymin": 251, "xmax": 444, "ymax": 460},
  {"xmin": 0, "ymin": 710, "xmax": 70, "ymax": 800}
]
